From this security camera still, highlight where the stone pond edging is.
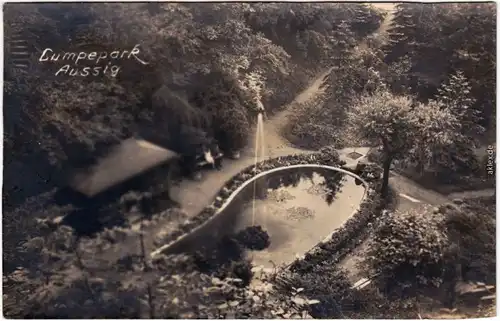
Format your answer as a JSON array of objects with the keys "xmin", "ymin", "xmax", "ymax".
[{"xmin": 151, "ymin": 158, "xmax": 369, "ymax": 259}]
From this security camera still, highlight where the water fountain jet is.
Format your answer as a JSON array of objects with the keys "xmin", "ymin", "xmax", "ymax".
[{"xmin": 252, "ymin": 111, "xmax": 266, "ymax": 226}]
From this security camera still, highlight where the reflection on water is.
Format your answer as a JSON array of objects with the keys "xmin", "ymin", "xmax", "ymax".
[{"xmin": 230, "ymin": 168, "xmax": 365, "ymax": 268}]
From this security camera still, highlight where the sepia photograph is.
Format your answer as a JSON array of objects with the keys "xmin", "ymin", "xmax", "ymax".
[{"xmin": 3, "ymin": 1, "xmax": 496, "ymax": 318}]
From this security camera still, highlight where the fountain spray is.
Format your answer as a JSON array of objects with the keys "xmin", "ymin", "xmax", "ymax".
[{"xmin": 252, "ymin": 107, "xmax": 266, "ymax": 226}]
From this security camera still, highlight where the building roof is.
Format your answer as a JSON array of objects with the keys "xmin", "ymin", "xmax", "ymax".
[{"xmin": 69, "ymin": 138, "xmax": 179, "ymax": 198}]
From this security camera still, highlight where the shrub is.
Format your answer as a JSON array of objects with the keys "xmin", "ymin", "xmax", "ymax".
[
  {"xmin": 228, "ymin": 260, "xmax": 254, "ymax": 286},
  {"xmin": 10, "ymin": 238, "xmax": 303, "ymax": 319},
  {"xmin": 431, "ymin": 145, "xmax": 481, "ymax": 183},
  {"xmin": 341, "ymin": 286, "xmax": 424, "ymax": 319},
  {"xmin": 234, "ymin": 226, "xmax": 270, "ymax": 251},
  {"xmin": 277, "ymin": 266, "xmax": 354, "ymax": 318},
  {"xmin": 316, "ymin": 145, "xmax": 344, "ymax": 166},
  {"xmin": 276, "ymin": 265, "xmax": 421, "ymax": 319},
  {"xmin": 284, "ymin": 96, "xmax": 345, "ymax": 150},
  {"xmin": 213, "ymin": 105, "xmax": 251, "ymax": 152},
  {"xmin": 355, "ymin": 162, "xmax": 382, "ymax": 182},
  {"xmin": 444, "ymin": 201, "xmax": 496, "ymax": 283},
  {"xmin": 366, "ymin": 207, "xmax": 450, "ymax": 291},
  {"xmin": 191, "ymin": 229, "xmax": 256, "ymax": 286}
]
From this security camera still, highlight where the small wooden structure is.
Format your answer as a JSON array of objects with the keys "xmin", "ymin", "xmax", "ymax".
[
  {"xmin": 52, "ymin": 138, "xmax": 179, "ymax": 235},
  {"xmin": 68, "ymin": 138, "xmax": 179, "ymax": 202}
]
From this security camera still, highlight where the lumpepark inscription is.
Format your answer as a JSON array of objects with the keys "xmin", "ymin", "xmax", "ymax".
[{"xmin": 39, "ymin": 44, "xmax": 149, "ymax": 77}]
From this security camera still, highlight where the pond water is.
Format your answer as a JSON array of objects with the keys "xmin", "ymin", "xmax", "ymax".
[{"xmin": 230, "ymin": 167, "xmax": 366, "ymax": 268}]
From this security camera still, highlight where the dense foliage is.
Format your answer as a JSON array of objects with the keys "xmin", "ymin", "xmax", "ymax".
[
  {"xmin": 3, "ymin": 218, "xmax": 310, "ymax": 318},
  {"xmin": 366, "ymin": 196, "xmax": 496, "ymax": 305},
  {"xmin": 275, "ymin": 265, "xmax": 425, "ymax": 319},
  {"xmin": 385, "ymin": 3, "xmax": 495, "ymax": 135},
  {"xmin": 443, "ymin": 197, "xmax": 496, "ymax": 284},
  {"xmin": 234, "ymin": 226, "xmax": 271, "ymax": 251},
  {"xmin": 349, "ymin": 85, "xmax": 483, "ymax": 196},
  {"xmin": 367, "ymin": 207, "xmax": 450, "ymax": 291}
]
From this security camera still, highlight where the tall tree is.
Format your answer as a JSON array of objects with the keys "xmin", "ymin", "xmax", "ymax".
[
  {"xmin": 406, "ymin": 71, "xmax": 485, "ymax": 178},
  {"xmin": 435, "ymin": 70, "xmax": 483, "ymax": 140},
  {"xmin": 408, "ymin": 100, "xmax": 468, "ymax": 176},
  {"xmin": 348, "ymin": 90, "xmax": 416, "ymax": 196},
  {"xmin": 349, "ymin": 88, "xmax": 473, "ymax": 196}
]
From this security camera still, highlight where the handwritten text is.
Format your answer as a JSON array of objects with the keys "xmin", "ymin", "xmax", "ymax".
[{"xmin": 39, "ymin": 44, "xmax": 149, "ymax": 77}]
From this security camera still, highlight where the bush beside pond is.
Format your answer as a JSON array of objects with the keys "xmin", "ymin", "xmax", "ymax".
[{"xmin": 235, "ymin": 226, "xmax": 270, "ymax": 251}]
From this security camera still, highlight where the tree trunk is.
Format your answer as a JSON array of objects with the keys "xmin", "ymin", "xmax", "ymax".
[{"xmin": 381, "ymin": 154, "xmax": 393, "ymax": 197}]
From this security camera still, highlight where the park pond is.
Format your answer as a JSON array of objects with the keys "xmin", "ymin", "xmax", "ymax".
[{"xmin": 165, "ymin": 166, "xmax": 367, "ymax": 268}]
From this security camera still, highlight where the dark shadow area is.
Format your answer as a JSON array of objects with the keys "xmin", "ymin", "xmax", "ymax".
[{"xmin": 191, "ymin": 226, "xmax": 271, "ymax": 287}]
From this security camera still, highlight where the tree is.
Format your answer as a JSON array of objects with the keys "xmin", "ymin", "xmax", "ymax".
[
  {"xmin": 416, "ymin": 71, "xmax": 484, "ymax": 178},
  {"xmin": 443, "ymin": 198, "xmax": 496, "ymax": 284},
  {"xmin": 35, "ymin": 79, "xmax": 138, "ymax": 171},
  {"xmin": 147, "ymin": 85, "xmax": 211, "ymax": 155},
  {"xmin": 384, "ymin": 3, "xmax": 419, "ymax": 64},
  {"xmin": 213, "ymin": 104, "xmax": 251, "ymax": 152},
  {"xmin": 246, "ymin": 3, "xmax": 384, "ymax": 69},
  {"xmin": 447, "ymin": 4, "xmax": 496, "ymax": 132},
  {"xmin": 348, "ymin": 90, "xmax": 416, "ymax": 196},
  {"xmin": 385, "ymin": 55, "xmax": 412, "ymax": 95},
  {"xmin": 408, "ymin": 99, "xmax": 477, "ymax": 177},
  {"xmin": 435, "ymin": 70, "xmax": 483, "ymax": 139},
  {"xmin": 350, "ymin": 87, "xmax": 476, "ymax": 195},
  {"xmin": 285, "ymin": 17, "xmax": 388, "ymax": 150}
]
